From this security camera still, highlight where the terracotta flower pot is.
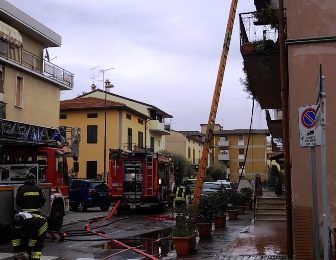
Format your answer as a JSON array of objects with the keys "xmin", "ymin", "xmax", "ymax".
[
  {"xmin": 227, "ymin": 209, "xmax": 238, "ymax": 220},
  {"xmin": 172, "ymin": 234, "xmax": 196, "ymax": 256},
  {"xmin": 214, "ymin": 215, "xmax": 226, "ymax": 229},
  {"xmin": 197, "ymin": 222, "xmax": 212, "ymax": 241}
]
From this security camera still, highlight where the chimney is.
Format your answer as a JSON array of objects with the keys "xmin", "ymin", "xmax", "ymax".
[{"xmin": 91, "ymin": 83, "xmax": 97, "ymax": 91}]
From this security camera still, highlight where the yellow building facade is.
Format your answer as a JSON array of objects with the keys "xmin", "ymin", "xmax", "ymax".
[
  {"xmin": 60, "ymin": 97, "xmax": 149, "ymax": 179},
  {"xmin": 201, "ymin": 125, "xmax": 269, "ymax": 182},
  {"xmin": 165, "ymin": 130, "xmax": 204, "ymax": 166},
  {"xmin": 0, "ymin": 1, "xmax": 73, "ymax": 126},
  {"xmin": 80, "ymin": 89, "xmax": 173, "ymax": 153}
]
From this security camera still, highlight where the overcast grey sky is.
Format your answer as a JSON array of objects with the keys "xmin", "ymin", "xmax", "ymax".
[{"xmin": 8, "ymin": 0, "xmax": 267, "ymax": 131}]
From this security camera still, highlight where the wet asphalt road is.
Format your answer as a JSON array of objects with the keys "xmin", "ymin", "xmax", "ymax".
[{"xmin": 0, "ymin": 206, "xmax": 283, "ymax": 259}]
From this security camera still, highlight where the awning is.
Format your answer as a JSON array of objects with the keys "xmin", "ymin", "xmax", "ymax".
[{"xmin": 0, "ymin": 21, "xmax": 22, "ymax": 47}]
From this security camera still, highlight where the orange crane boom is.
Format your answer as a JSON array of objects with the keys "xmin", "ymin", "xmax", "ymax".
[{"xmin": 192, "ymin": 0, "xmax": 239, "ymax": 204}]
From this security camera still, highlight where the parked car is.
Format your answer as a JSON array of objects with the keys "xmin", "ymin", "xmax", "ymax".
[
  {"xmin": 69, "ymin": 179, "xmax": 111, "ymax": 212},
  {"xmin": 216, "ymin": 180, "xmax": 233, "ymax": 191},
  {"xmin": 201, "ymin": 182, "xmax": 226, "ymax": 197}
]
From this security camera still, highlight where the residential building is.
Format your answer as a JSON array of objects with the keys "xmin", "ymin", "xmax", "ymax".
[
  {"xmin": 240, "ymin": 0, "xmax": 336, "ymax": 258},
  {"xmin": 165, "ymin": 130, "xmax": 204, "ymax": 170},
  {"xmin": 59, "ymin": 97, "xmax": 149, "ymax": 179},
  {"xmin": 202, "ymin": 124, "xmax": 269, "ymax": 182},
  {"xmin": 79, "ymin": 88, "xmax": 172, "ymax": 152},
  {"xmin": 0, "ymin": 0, "xmax": 73, "ymax": 127}
]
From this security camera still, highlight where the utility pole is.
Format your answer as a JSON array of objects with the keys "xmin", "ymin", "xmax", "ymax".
[{"xmin": 100, "ymin": 67, "xmax": 114, "ymax": 181}]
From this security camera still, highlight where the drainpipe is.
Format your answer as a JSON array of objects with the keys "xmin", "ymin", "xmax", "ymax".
[{"xmin": 279, "ymin": 0, "xmax": 293, "ymax": 257}]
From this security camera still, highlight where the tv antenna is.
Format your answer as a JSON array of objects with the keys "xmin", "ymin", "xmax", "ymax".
[{"xmin": 90, "ymin": 66, "xmax": 99, "ymax": 84}]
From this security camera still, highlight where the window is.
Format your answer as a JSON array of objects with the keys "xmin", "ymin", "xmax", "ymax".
[
  {"xmin": 193, "ymin": 148, "xmax": 195, "ymax": 164},
  {"xmin": 59, "ymin": 114, "xmax": 67, "ymax": 119},
  {"xmin": 238, "ymin": 135, "xmax": 244, "ymax": 141},
  {"xmin": 138, "ymin": 118, "xmax": 144, "ymax": 125},
  {"xmin": 0, "ymin": 65, "xmax": 3, "ymax": 80},
  {"xmin": 238, "ymin": 161, "xmax": 245, "ymax": 168},
  {"xmin": 150, "ymin": 136, "xmax": 155, "ymax": 150},
  {"xmin": 127, "ymin": 128, "xmax": 132, "ymax": 150},
  {"xmin": 87, "ymin": 112, "xmax": 98, "ymax": 118},
  {"xmin": 126, "ymin": 114, "xmax": 132, "ymax": 120},
  {"xmin": 188, "ymin": 147, "xmax": 191, "ymax": 159},
  {"xmin": 238, "ymin": 148, "xmax": 244, "ymax": 155},
  {"xmin": 158, "ymin": 139, "xmax": 161, "ymax": 148},
  {"xmin": 220, "ymin": 136, "xmax": 227, "ymax": 142},
  {"xmin": 87, "ymin": 125, "xmax": 98, "ymax": 143},
  {"xmin": 138, "ymin": 131, "xmax": 143, "ymax": 147},
  {"xmin": 86, "ymin": 161, "xmax": 97, "ymax": 179},
  {"xmin": 220, "ymin": 149, "xmax": 229, "ymax": 155},
  {"xmin": 15, "ymin": 76, "xmax": 23, "ymax": 107}
]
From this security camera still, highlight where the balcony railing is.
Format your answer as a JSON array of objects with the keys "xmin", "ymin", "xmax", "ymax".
[
  {"xmin": 239, "ymin": 12, "xmax": 279, "ymax": 56},
  {"xmin": 0, "ymin": 39, "xmax": 73, "ymax": 88},
  {"xmin": 148, "ymin": 120, "xmax": 170, "ymax": 135},
  {"xmin": 218, "ymin": 140, "xmax": 229, "ymax": 147},
  {"xmin": 218, "ymin": 153, "xmax": 229, "ymax": 161}
]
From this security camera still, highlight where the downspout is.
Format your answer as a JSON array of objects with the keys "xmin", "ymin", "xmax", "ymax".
[{"xmin": 279, "ymin": 0, "xmax": 293, "ymax": 257}]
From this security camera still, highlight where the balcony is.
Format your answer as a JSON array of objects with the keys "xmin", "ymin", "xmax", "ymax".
[
  {"xmin": 218, "ymin": 153, "xmax": 229, "ymax": 161},
  {"xmin": 238, "ymin": 154, "xmax": 245, "ymax": 161},
  {"xmin": 238, "ymin": 140, "xmax": 244, "ymax": 146},
  {"xmin": 218, "ymin": 140, "xmax": 229, "ymax": 147},
  {"xmin": 148, "ymin": 120, "xmax": 170, "ymax": 135},
  {"xmin": 266, "ymin": 110, "xmax": 283, "ymax": 139},
  {"xmin": 239, "ymin": 11, "xmax": 281, "ymax": 109},
  {"xmin": 0, "ymin": 39, "xmax": 73, "ymax": 89}
]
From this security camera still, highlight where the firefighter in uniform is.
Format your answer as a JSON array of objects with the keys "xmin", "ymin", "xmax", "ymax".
[
  {"xmin": 12, "ymin": 173, "xmax": 47, "ymax": 260},
  {"xmin": 174, "ymin": 182, "xmax": 188, "ymax": 208}
]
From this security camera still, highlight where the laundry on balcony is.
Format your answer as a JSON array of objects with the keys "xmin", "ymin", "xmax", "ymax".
[{"xmin": 0, "ymin": 21, "xmax": 22, "ymax": 47}]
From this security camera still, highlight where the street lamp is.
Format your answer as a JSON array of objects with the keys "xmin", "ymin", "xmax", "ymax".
[{"xmin": 103, "ymin": 78, "xmax": 114, "ymax": 181}]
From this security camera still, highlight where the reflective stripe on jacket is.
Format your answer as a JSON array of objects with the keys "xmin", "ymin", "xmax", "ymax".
[{"xmin": 174, "ymin": 186, "xmax": 186, "ymax": 201}]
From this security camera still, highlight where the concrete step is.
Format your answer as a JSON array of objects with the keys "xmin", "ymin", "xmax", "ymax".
[
  {"xmin": 255, "ymin": 212, "xmax": 287, "ymax": 221},
  {"xmin": 257, "ymin": 203, "xmax": 286, "ymax": 209},
  {"xmin": 256, "ymin": 209, "xmax": 286, "ymax": 215},
  {"xmin": 257, "ymin": 198, "xmax": 286, "ymax": 205}
]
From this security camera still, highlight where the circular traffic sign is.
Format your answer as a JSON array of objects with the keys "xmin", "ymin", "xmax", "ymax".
[{"xmin": 301, "ymin": 108, "xmax": 316, "ymax": 128}]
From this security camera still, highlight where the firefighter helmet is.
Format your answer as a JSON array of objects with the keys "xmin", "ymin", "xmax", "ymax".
[{"xmin": 25, "ymin": 173, "xmax": 36, "ymax": 185}]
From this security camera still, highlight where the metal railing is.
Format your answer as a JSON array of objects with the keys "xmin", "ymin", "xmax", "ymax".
[
  {"xmin": 0, "ymin": 38, "xmax": 73, "ymax": 88},
  {"xmin": 239, "ymin": 11, "xmax": 279, "ymax": 46}
]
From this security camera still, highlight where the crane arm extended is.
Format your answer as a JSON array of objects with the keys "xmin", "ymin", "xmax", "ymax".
[{"xmin": 192, "ymin": 0, "xmax": 239, "ymax": 204}]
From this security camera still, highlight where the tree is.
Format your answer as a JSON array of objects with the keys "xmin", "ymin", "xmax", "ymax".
[
  {"xmin": 161, "ymin": 150, "xmax": 194, "ymax": 185},
  {"xmin": 205, "ymin": 163, "xmax": 227, "ymax": 181}
]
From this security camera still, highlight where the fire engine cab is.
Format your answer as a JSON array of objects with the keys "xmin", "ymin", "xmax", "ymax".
[
  {"xmin": 108, "ymin": 149, "xmax": 174, "ymax": 211},
  {"xmin": 0, "ymin": 119, "xmax": 80, "ymax": 231}
]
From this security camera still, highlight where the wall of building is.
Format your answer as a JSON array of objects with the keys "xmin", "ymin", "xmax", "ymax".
[
  {"xmin": 165, "ymin": 131, "xmax": 186, "ymax": 156},
  {"xmin": 185, "ymin": 138, "xmax": 203, "ymax": 165},
  {"xmin": 21, "ymin": 32, "xmax": 44, "ymax": 57},
  {"xmin": 287, "ymin": 1, "xmax": 336, "ymax": 258},
  {"xmin": 4, "ymin": 66, "xmax": 60, "ymax": 127},
  {"xmin": 214, "ymin": 133, "xmax": 267, "ymax": 182}
]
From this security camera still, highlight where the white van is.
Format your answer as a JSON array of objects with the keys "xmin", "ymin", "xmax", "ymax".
[{"xmin": 216, "ymin": 180, "xmax": 232, "ymax": 190}]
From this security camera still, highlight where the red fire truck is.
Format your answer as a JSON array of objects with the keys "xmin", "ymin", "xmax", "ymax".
[
  {"xmin": 0, "ymin": 119, "xmax": 80, "ymax": 231},
  {"xmin": 108, "ymin": 149, "xmax": 174, "ymax": 211}
]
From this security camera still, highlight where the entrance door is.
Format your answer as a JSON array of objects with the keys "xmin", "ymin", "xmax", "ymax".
[{"xmin": 86, "ymin": 161, "xmax": 97, "ymax": 179}]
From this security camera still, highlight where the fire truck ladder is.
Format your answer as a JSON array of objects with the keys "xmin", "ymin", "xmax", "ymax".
[
  {"xmin": 146, "ymin": 155, "xmax": 154, "ymax": 196},
  {"xmin": 192, "ymin": 0, "xmax": 239, "ymax": 205},
  {"xmin": 0, "ymin": 119, "xmax": 66, "ymax": 145}
]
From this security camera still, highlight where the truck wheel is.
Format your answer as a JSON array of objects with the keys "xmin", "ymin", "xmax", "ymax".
[
  {"xmin": 77, "ymin": 201, "xmax": 87, "ymax": 212},
  {"xmin": 100, "ymin": 202, "xmax": 110, "ymax": 211},
  {"xmin": 49, "ymin": 204, "xmax": 64, "ymax": 231}
]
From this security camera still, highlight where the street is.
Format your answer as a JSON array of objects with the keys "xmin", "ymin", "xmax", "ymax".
[{"xmin": 0, "ymin": 206, "xmax": 257, "ymax": 259}]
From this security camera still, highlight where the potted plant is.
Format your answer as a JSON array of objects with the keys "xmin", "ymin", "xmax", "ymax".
[
  {"xmin": 240, "ymin": 187, "xmax": 254, "ymax": 211},
  {"xmin": 212, "ymin": 186, "xmax": 228, "ymax": 229},
  {"xmin": 226, "ymin": 189, "xmax": 239, "ymax": 220},
  {"xmin": 196, "ymin": 195, "xmax": 215, "ymax": 241},
  {"xmin": 172, "ymin": 206, "xmax": 197, "ymax": 256}
]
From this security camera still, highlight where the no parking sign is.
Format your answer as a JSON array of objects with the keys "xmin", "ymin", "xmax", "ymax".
[{"xmin": 298, "ymin": 105, "xmax": 321, "ymax": 147}]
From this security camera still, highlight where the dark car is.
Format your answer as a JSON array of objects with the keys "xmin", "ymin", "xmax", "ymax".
[
  {"xmin": 201, "ymin": 182, "xmax": 226, "ymax": 197},
  {"xmin": 69, "ymin": 179, "xmax": 111, "ymax": 211}
]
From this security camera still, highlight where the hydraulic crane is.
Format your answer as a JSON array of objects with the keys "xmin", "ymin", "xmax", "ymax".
[{"xmin": 192, "ymin": 0, "xmax": 239, "ymax": 204}]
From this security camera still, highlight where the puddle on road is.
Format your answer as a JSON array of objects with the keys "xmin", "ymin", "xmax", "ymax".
[{"xmin": 94, "ymin": 228, "xmax": 174, "ymax": 259}]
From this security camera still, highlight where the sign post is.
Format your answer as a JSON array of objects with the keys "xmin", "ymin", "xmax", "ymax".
[{"xmin": 298, "ymin": 105, "xmax": 320, "ymax": 259}]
